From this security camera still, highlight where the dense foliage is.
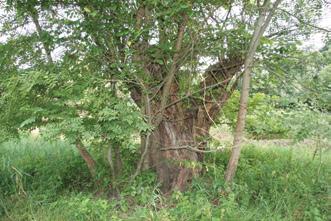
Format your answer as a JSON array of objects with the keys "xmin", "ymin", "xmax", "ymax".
[{"xmin": 219, "ymin": 41, "xmax": 331, "ymax": 141}]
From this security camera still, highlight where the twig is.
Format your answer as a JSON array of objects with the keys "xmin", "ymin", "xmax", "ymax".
[
  {"xmin": 280, "ymin": 9, "xmax": 331, "ymax": 33},
  {"xmin": 153, "ymin": 75, "xmax": 236, "ymax": 118},
  {"xmin": 161, "ymin": 145, "xmax": 225, "ymax": 153}
]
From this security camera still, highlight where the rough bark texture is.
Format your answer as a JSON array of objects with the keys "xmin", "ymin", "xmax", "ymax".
[
  {"xmin": 127, "ymin": 5, "xmax": 245, "ymax": 192},
  {"xmin": 148, "ymin": 121, "xmax": 198, "ymax": 192},
  {"xmin": 108, "ymin": 144, "xmax": 123, "ymax": 179},
  {"xmin": 139, "ymin": 58, "xmax": 243, "ymax": 192}
]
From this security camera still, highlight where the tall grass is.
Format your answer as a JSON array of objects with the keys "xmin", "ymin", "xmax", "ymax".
[
  {"xmin": 0, "ymin": 138, "xmax": 329, "ymax": 221},
  {"xmin": 0, "ymin": 138, "xmax": 91, "ymax": 196}
]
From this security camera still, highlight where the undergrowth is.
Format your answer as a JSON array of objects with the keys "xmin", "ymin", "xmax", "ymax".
[{"xmin": 0, "ymin": 139, "xmax": 329, "ymax": 221}]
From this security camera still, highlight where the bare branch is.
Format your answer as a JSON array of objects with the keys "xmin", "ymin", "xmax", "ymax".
[
  {"xmin": 161, "ymin": 145, "xmax": 224, "ymax": 153},
  {"xmin": 153, "ymin": 74, "xmax": 236, "ymax": 118}
]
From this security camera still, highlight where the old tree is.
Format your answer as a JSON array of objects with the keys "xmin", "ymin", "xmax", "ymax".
[{"xmin": 0, "ymin": 0, "xmax": 326, "ymax": 192}]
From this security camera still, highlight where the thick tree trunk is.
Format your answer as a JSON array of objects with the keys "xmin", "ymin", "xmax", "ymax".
[
  {"xmin": 129, "ymin": 4, "xmax": 245, "ymax": 192},
  {"xmin": 144, "ymin": 120, "xmax": 200, "ymax": 192},
  {"xmin": 136, "ymin": 58, "xmax": 244, "ymax": 192},
  {"xmin": 113, "ymin": 146, "xmax": 123, "ymax": 177}
]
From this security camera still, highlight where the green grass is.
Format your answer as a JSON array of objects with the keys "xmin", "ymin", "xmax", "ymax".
[
  {"xmin": 0, "ymin": 138, "xmax": 91, "ymax": 196},
  {"xmin": 0, "ymin": 139, "xmax": 330, "ymax": 221}
]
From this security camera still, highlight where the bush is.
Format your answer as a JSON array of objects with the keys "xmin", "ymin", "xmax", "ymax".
[
  {"xmin": 220, "ymin": 91, "xmax": 331, "ymax": 141},
  {"xmin": 284, "ymin": 109, "xmax": 331, "ymax": 141},
  {"xmin": 220, "ymin": 91, "xmax": 290, "ymax": 139}
]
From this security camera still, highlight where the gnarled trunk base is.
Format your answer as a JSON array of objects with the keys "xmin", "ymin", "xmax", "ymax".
[{"xmin": 144, "ymin": 121, "xmax": 200, "ymax": 192}]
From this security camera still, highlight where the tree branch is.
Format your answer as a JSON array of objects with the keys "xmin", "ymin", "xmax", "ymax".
[
  {"xmin": 280, "ymin": 9, "xmax": 331, "ymax": 33},
  {"xmin": 155, "ymin": 14, "xmax": 188, "ymax": 124},
  {"xmin": 29, "ymin": 9, "xmax": 53, "ymax": 64},
  {"xmin": 131, "ymin": 92, "xmax": 152, "ymax": 181},
  {"xmin": 161, "ymin": 145, "xmax": 224, "ymax": 153}
]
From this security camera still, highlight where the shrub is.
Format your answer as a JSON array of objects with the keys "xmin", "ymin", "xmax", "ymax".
[
  {"xmin": 220, "ymin": 91, "xmax": 331, "ymax": 141},
  {"xmin": 220, "ymin": 91, "xmax": 289, "ymax": 139}
]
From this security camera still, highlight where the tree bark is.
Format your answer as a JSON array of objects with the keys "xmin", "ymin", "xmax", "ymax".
[
  {"xmin": 145, "ymin": 120, "xmax": 199, "ymax": 192},
  {"xmin": 129, "ymin": 5, "xmax": 245, "ymax": 192},
  {"xmin": 224, "ymin": 0, "xmax": 283, "ymax": 184},
  {"xmin": 76, "ymin": 140, "xmax": 97, "ymax": 178},
  {"xmin": 134, "ymin": 56, "xmax": 244, "ymax": 192}
]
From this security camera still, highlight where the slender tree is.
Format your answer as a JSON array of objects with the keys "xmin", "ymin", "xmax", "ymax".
[{"xmin": 225, "ymin": 0, "xmax": 283, "ymax": 183}]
